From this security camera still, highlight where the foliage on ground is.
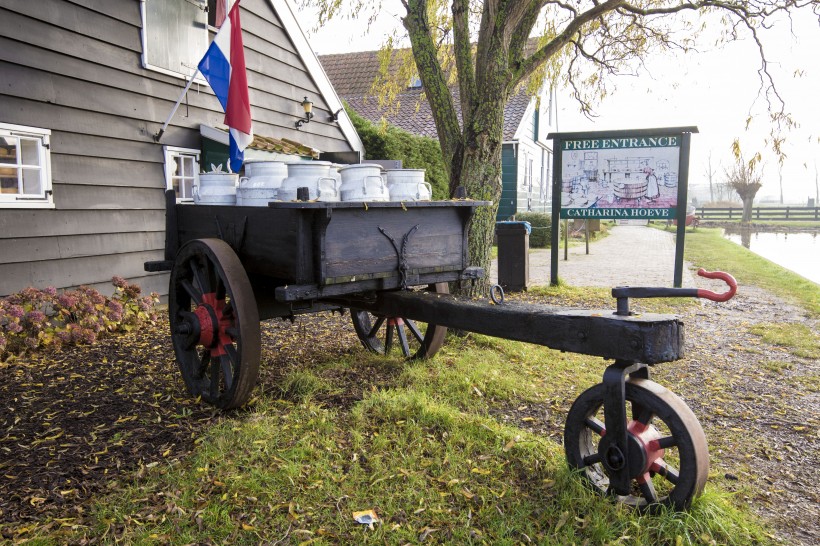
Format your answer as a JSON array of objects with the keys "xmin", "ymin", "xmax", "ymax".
[
  {"xmin": 0, "ymin": 277, "xmax": 159, "ymax": 360},
  {"xmin": 346, "ymin": 105, "xmax": 449, "ymax": 200}
]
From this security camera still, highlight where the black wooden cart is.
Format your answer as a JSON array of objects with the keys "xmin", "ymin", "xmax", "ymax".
[{"xmin": 145, "ymin": 190, "xmax": 736, "ymax": 511}]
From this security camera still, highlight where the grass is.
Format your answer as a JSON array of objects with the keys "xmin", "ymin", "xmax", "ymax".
[
  {"xmin": 21, "ymin": 330, "xmax": 770, "ymax": 546},
  {"xmin": 679, "ymin": 227, "xmax": 820, "ymax": 317},
  {"xmin": 747, "ymin": 323, "xmax": 820, "ymax": 359}
]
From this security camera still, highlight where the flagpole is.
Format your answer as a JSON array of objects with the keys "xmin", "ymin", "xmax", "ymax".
[{"xmin": 153, "ymin": 69, "xmax": 200, "ymax": 143}]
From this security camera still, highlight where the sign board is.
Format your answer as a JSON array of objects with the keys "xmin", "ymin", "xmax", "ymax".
[
  {"xmin": 557, "ymin": 133, "xmax": 685, "ymax": 220},
  {"xmin": 546, "ymin": 127, "xmax": 698, "ymax": 287}
]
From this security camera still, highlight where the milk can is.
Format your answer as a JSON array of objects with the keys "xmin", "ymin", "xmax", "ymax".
[
  {"xmin": 385, "ymin": 169, "xmax": 432, "ymax": 201},
  {"xmin": 338, "ymin": 164, "xmax": 389, "ymax": 202},
  {"xmin": 237, "ymin": 160, "xmax": 286, "ymax": 206},
  {"xmin": 278, "ymin": 161, "xmax": 340, "ymax": 202},
  {"xmin": 193, "ymin": 172, "xmax": 237, "ymax": 205}
]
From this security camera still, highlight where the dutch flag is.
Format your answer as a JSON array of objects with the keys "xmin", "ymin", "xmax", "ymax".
[{"xmin": 197, "ymin": 0, "xmax": 253, "ymax": 173}]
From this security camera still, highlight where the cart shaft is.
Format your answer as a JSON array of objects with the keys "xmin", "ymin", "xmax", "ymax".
[{"xmin": 350, "ymin": 291, "xmax": 684, "ymax": 364}]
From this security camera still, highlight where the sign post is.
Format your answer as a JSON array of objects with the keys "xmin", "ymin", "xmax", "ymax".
[{"xmin": 548, "ymin": 127, "xmax": 698, "ymax": 287}]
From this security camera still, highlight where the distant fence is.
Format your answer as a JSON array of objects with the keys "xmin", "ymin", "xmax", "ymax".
[{"xmin": 697, "ymin": 206, "xmax": 820, "ymax": 221}]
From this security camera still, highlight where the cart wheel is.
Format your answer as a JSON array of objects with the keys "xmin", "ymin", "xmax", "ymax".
[
  {"xmin": 564, "ymin": 378, "xmax": 709, "ymax": 511},
  {"xmin": 350, "ymin": 283, "xmax": 448, "ymax": 359},
  {"xmin": 169, "ymin": 239, "xmax": 261, "ymax": 409}
]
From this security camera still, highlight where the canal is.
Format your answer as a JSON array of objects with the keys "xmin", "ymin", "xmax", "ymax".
[{"xmin": 723, "ymin": 229, "xmax": 820, "ymax": 285}]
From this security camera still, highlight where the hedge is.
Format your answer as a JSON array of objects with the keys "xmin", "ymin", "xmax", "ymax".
[
  {"xmin": 512, "ymin": 212, "xmax": 555, "ymax": 248},
  {"xmin": 346, "ymin": 105, "xmax": 449, "ymax": 200}
]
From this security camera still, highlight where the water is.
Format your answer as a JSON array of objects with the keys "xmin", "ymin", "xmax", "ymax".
[{"xmin": 723, "ymin": 230, "xmax": 820, "ymax": 284}]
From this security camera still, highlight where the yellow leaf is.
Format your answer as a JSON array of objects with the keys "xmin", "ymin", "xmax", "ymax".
[
  {"xmin": 503, "ymin": 437, "xmax": 517, "ymax": 452},
  {"xmin": 471, "ymin": 467, "xmax": 491, "ymax": 475},
  {"xmin": 241, "ymin": 523, "xmax": 255, "ymax": 531},
  {"xmin": 554, "ymin": 511, "xmax": 569, "ymax": 532}
]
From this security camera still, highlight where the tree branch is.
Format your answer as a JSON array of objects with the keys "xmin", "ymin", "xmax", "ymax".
[
  {"xmin": 452, "ymin": 0, "xmax": 476, "ymax": 122},
  {"xmin": 402, "ymin": 0, "xmax": 462, "ymax": 172}
]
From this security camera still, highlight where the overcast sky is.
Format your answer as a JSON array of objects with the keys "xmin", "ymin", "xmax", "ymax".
[{"xmin": 294, "ymin": 2, "xmax": 820, "ymax": 203}]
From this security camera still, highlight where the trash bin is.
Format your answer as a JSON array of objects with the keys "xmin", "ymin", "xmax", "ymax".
[{"xmin": 496, "ymin": 221, "xmax": 530, "ymax": 292}]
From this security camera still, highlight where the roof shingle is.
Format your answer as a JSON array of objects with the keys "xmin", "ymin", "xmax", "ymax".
[{"xmin": 319, "ymin": 49, "xmax": 535, "ymax": 141}]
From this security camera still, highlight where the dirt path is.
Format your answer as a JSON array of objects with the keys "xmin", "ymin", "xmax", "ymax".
[{"xmin": 663, "ymin": 285, "xmax": 819, "ymax": 546}]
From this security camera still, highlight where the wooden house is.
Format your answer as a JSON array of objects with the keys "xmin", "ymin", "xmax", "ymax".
[
  {"xmin": 318, "ymin": 49, "xmax": 556, "ymax": 221},
  {"xmin": 0, "ymin": 0, "xmax": 363, "ymax": 297}
]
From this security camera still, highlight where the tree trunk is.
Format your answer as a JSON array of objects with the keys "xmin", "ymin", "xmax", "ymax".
[
  {"xmin": 741, "ymin": 196, "xmax": 754, "ymax": 223},
  {"xmin": 458, "ymin": 137, "xmax": 503, "ymax": 298}
]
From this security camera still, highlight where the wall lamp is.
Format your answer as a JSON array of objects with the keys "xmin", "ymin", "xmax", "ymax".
[{"xmin": 295, "ymin": 96, "xmax": 313, "ymax": 129}]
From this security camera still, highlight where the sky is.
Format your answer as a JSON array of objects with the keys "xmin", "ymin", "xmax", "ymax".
[{"xmin": 293, "ymin": 2, "xmax": 820, "ymax": 204}]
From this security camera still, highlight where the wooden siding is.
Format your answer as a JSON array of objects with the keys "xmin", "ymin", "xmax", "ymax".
[{"xmin": 0, "ymin": 0, "xmax": 357, "ymax": 297}]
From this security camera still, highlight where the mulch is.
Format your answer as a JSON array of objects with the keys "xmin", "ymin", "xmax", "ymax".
[
  {"xmin": 0, "ymin": 324, "xmax": 218, "ymax": 533},
  {"xmin": 0, "ymin": 312, "xmax": 370, "ymax": 538}
]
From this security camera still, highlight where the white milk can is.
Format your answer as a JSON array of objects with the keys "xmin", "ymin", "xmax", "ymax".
[
  {"xmin": 237, "ymin": 160, "xmax": 286, "ymax": 206},
  {"xmin": 278, "ymin": 161, "xmax": 340, "ymax": 202},
  {"xmin": 385, "ymin": 169, "xmax": 432, "ymax": 201},
  {"xmin": 193, "ymin": 172, "xmax": 237, "ymax": 205},
  {"xmin": 339, "ymin": 164, "xmax": 389, "ymax": 202}
]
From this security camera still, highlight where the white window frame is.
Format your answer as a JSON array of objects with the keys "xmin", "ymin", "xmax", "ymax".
[
  {"xmin": 164, "ymin": 146, "xmax": 200, "ymax": 202},
  {"xmin": 139, "ymin": 0, "xmax": 210, "ymax": 81},
  {"xmin": 0, "ymin": 123, "xmax": 54, "ymax": 209}
]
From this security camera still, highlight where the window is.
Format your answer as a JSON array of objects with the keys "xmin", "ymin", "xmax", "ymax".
[
  {"xmin": 0, "ymin": 123, "xmax": 53, "ymax": 209},
  {"xmin": 140, "ymin": 0, "xmax": 209, "ymax": 79},
  {"xmin": 164, "ymin": 146, "xmax": 200, "ymax": 201}
]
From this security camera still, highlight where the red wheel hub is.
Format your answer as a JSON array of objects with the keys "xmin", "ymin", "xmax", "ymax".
[
  {"xmin": 628, "ymin": 419, "xmax": 666, "ymax": 483},
  {"xmin": 192, "ymin": 292, "xmax": 233, "ymax": 356}
]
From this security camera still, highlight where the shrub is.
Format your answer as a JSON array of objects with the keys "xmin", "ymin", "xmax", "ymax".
[
  {"xmin": 0, "ymin": 278, "xmax": 159, "ymax": 360},
  {"xmin": 346, "ymin": 105, "xmax": 449, "ymax": 200},
  {"xmin": 513, "ymin": 212, "xmax": 554, "ymax": 248}
]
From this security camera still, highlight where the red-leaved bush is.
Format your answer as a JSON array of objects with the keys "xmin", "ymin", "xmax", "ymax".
[{"xmin": 0, "ymin": 277, "xmax": 159, "ymax": 359}]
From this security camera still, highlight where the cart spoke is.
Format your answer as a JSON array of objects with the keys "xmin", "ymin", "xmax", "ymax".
[
  {"xmin": 181, "ymin": 279, "xmax": 203, "ymax": 305},
  {"xmin": 657, "ymin": 436, "xmax": 677, "ymax": 449},
  {"xmin": 396, "ymin": 324, "xmax": 411, "ymax": 357},
  {"xmin": 635, "ymin": 408, "xmax": 654, "ymax": 427},
  {"xmin": 195, "ymin": 349, "xmax": 210, "ymax": 379},
  {"xmin": 404, "ymin": 319, "xmax": 424, "ymax": 344},
  {"xmin": 225, "ymin": 343, "xmax": 238, "ymax": 364},
  {"xmin": 368, "ymin": 316, "xmax": 385, "ymax": 338},
  {"xmin": 385, "ymin": 324, "xmax": 394, "ymax": 353},
  {"xmin": 654, "ymin": 461, "xmax": 679, "ymax": 485},
  {"xmin": 191, "ymin": 257, "xmax": 210, "ymax": 294},
  {"xmin": 638, "ymin": 476, "xmax": 658, "ymax": 504},
  {"xmin": 583, "ymin": 453, "xmax": 602, "ymax": 466},
  {"xmin": 585, "ymin": 417, "xmax": 606, "ymax": 436},
  {"xmin": 209, "ymin": 357, "xmax": 220, "ymax": 400},
  {"xmin": 215, "ymin": 274, "xmax": 226, "ymax": 301},
  {"xmin": 220, "ymin": 354, "xmax": 234, "ymax": 391}
]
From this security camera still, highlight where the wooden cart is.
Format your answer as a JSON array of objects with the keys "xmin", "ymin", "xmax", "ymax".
[{"xmin": 145, "ymin": 190, "xmax": 736, "ymax": 511}]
